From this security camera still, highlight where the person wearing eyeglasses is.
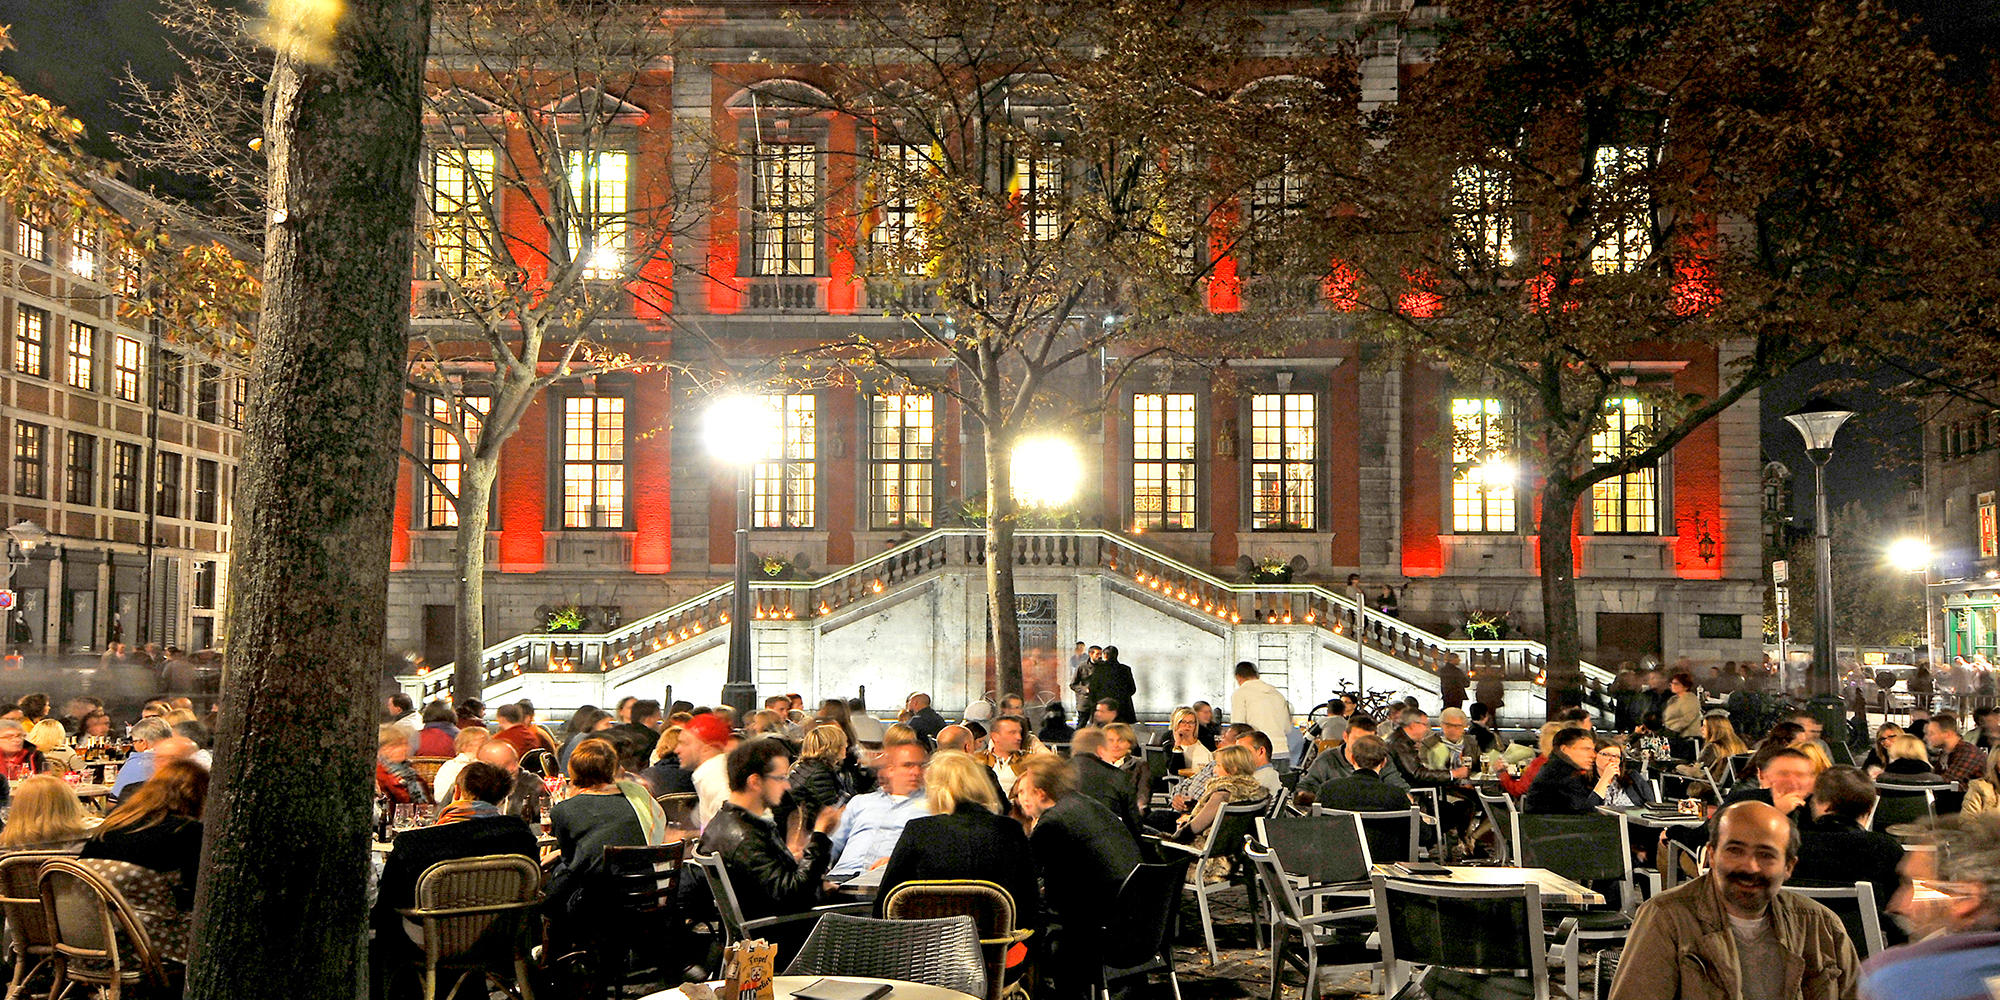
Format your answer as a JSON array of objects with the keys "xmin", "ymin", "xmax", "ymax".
[
  {"xmin": 1523, "ymin": 727, "xmax": 1620, "ymax": 814},
  {"xmin": 1863, "ymin": 813, "xmax": 2000, "ymax": 1000},
  {"xmin": 699, "ymin": 738, "xmax": 844, "ymax": 921}
]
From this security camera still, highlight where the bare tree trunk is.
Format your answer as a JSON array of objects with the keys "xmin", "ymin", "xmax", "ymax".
[
  {"xmin": 1538, "ymin": 480, "xmax": 1585, "ymax": 720},
  {"xmin": 452, "ymin": 458, "xmax": 497, "ymax": 700},
  {"xmin": 984, "ymin": 424, "xmax": 1024, "ymax": 701},
  {"xmin": 188, "ymin": 3, "xmax": 430, "ymax": 997}
]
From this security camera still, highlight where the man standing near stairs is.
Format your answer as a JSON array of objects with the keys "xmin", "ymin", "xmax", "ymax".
[{"xmin": 1231, "ymin": 662, "xmax": 1294, "ymax": 770}]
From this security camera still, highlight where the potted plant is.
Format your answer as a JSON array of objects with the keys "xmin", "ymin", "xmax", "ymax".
[
  {"xmin": 1463, "ymin": 609, "xmax": 1511, "ymax": 640},
  {"xmin": 1249, "ymin": 557, "xmax": 1293, "ymax": 585},
  {"xmin": 545, "ymin": 603, "xmax": 587, "ymax": 633}
]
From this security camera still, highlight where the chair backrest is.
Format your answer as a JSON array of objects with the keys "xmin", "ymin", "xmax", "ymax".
[
  {"xmin": 1782, "ymin": 882, "xmax": 1885, "ymax": 957},
  {"xmin": 783, "ymin": 913, "xmax": 986, "ymax": 998},
  {"xmin": 1372, "ymin": 875, "xmax": 1548, "ymax": 989},
  {"xmin": 1327, "ymin": 807, "xmax": 1422, "ymax": 864},
  {"xmin": 1199, "ymin": 800, "xmax": 1268, "ymax": 861},
  {"xmin": 0, "ymin": 851, "xmax": 73, "ymax": 958},
  {"xmin": 688, "ymin": 850, "xmax": 750, "ymax": 943},
  {"xmin": 601, "ymin": 841, "xmax": 685, "ymax": 914},
  {"xmin": 1244, "ymin": 840, "xmax": 1314, "ymax": 927},
  {"xmin": 1728, "ymin": 753, "xmax": 1754, "ymax": 784},
  {"xmin": 1100, "ymin": 855, "xmax": 1194, "ymax": 973},
  {"xmin": 409, "ymin": 854, "xmax": 543, "ymax": 966},
  {"xmin": 1513, "ymin": 812, "xmax": 1635, "ymax": 911},
  {"xmin": 1935, "ymin": 787, "xmax": 1967, "ymax": 817},
  {"xmin": 1143, "ymin": 747, "xmax": 1172, "ymax": 791},
  {"xmin": 1872, "ymin": 787, "xmax": 1935, "ymax": 832},
  {"xmin": 1257, "ymin": 812, "xmax": 1371, "ymax": 886},
  {"xmin": 37, "ymin": 859, "xmax": 163, "ymax": 988},
  {"xmin": 1667, "ymin": 737, "xmax": 1699, "ymax": 762},
  {"xmin": 519, "ymin": 747, "xmax": 555, "ymax": 777},
  {"xmin": 410, "ymin": 755, "xmax": 450, "ymax": 788},
  {"xmin": 1475, "ymin": 789, "xmax": 1518, "ymax": 865},
  {"xmin": 1828, "ymin": 742, "xmax": 1856, "ymax": 767},
  {"xmin": 656, "ymin": 792, "xmax": 699, "ymax": 829},
  {"xmin": 880, "ymin": 880, "xmax": 1018, "ymax": 1000}
]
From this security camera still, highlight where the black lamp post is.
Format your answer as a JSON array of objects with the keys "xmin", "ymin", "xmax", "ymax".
[
  {"xmin": 706, "ymin": 395, "xmax": 775, "ymax": 718},
  {"xmin": 1783, "ymin": 397, "xmax": 1855, "ymax": 699}
]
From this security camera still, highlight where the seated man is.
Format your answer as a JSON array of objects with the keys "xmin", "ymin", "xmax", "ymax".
[
  {"xmin": 827, "ymin": 742, "xmax": 930, "ymax": 878},
  {"xmin": 699, "ymin": 738, "xmax": 842, "ymax": 920},
  {"xmin": 1300, "ymin": 715, "xmax": 1387, "ymax": 804},
  {"xmin": 109, "ymin": 718, "xmax": 175, "ymax": 801},
  {"xmin": 1070, "ymin": 727, "xmax": 1141, "ymax": 834},
  {"xmin": 1524, "ymin": 728, "xmax": 1618, "ymax": 814},
  {"xmin": 1240, "ymin": 730, "xmax": 1282, "ymax": 799},
  {"xmin": 372, "ymin": 762, "xmax": 535, "ymax": 946},
  {"xmin": 1315, "ymin": 735, "xmax": 1411, "ymax": 813},
  {"xmin": 1012, "ymin": 753, "xmax": 1142, "ymax": 999},
  {"xmin": 1861, "ymin": 813, "xmax": 2000, "ymax": 999},
  {"xmin": 429, "ymin": 727, "xmax": 491, "ymax": 802},
  {"xmin": 1795, "ymin": 765, "xmax": 1907, "ymax": 946},
  {"xmin": 1421, "ymin": 708, "xmax": 1482, "ymax": 772}
]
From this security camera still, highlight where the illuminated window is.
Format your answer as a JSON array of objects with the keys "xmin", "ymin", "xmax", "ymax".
[
  {"xmin": 11, "ymin": 422, "xmax": 44, "ymax": 498},
  {"xmin": 752, "ymin": 394, "xmax": 816, "ymax": 528},
  {"xmin": 869, "ymin": 144, "xmax": 929, "ymax": 276},
  {"xmin": 1451, "ymin": 397, "xmax": 1516, "ymax": 533},
  {"xmin": 1250, "ymin": 393, "xmax": 1315, "ymax": 530},
  {"xmin": 65, "ymin": 433, "xmax": 95, "ymax": 506},
  {"xmin": 69, "ymin": 227, "xmax": 97, "ymax": 280},
  {"xmin": 116, "ymin": 248, "xmax": 143, "ymax": 298},
  {"xmin": 111, "ymin": 442, "xmax": 141, "ymax": 511},
  {"xmin": 1133, "ymin": 393, "xmax": 1197, "ymax": 530},
  {"xmin": 1590, "ymin": 145, "xmax": 1651, "ymax": 274},
  {"xmin": 112, "ymin": 336, "xmax": 143, "ymax": 402},
  {"xmin": 65, "ymin": 322, "xmax": 94, "ymax": 391},
  {"xmin": 426, "ymin": 146, "xmax": 497, "ymax": 281},
  {"xmin": 195, "ymin": 459, "xmax": 220, "ymax": 523},
  {"xmin": 426, "ymin": 395, "xmax": 487, "ymax": 528},
  {"xmin": 869, "ymin": 393, "xmax": 934, "ymax": 529},
  {"xmin": 1591, "ymin": 396, "xmax": 1659, "ymax": 533},
  {"xmin": 13, "ymin": 219, "xmax": 45, "ymax": 262},
  {"xmin": 1451, "ymin": 164, "xmax": 1515, "ymax": 269},
  {"xmin": 13, "ymin": 306, "xmax": 46, "ymax": 377},
  {"xmin": 561, "ymin": 396, "xmax": 625, "ymax": 528},
  {"xmin": 752, "ymin": 144, "xmax": 818, "ymax": 276},
  {"xmin": 565, "ymin": 149, "xmax": 630, "ymax": 280},
  {"xmin": 155, "ymin": 451, "xmax": 182, "ymax": 518},
  {"xmin": 1013, "ymin": 146, "xmax": 1064, "ymax": 243}
]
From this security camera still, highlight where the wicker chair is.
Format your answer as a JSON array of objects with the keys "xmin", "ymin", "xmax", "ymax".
[
  {"xmin": 396, "ymin": 854, "xmax": 543, "ymax": 1000},
  {"xmin": 0, "ymin": 850, "xmax": 77, "ymax": 999},
  {"xmin": 410, "ymin": 756, "xmax": 451, "ymax": 790},
  {"xmin": 38, "ymin": 858, "xmax": 172, "ymax": 1000},
  {"xmin": 782, "ymin": 913, "xmax": 986, "ymax": 998},
  {"xmin": 880, "ymin": 879, "xmax": 1034, "ymax": 1000}
]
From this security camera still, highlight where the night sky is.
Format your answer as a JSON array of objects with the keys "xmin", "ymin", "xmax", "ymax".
[{"xmin": 2, "ymin": 0, "xmax": 1991, "ymax": 526}]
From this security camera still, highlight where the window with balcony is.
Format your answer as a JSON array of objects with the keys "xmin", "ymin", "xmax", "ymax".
[
  {"xmin": 65, "ymin": 433, "xmax": 94, "ymax": 506},
  {"xmin": 868, "ymin": 144, "xmax": 929, "ymax": 276},
  {"xmin": 65, "ymin": 322, "xmax": 94, "ymax": 391},
  {"xmin": 1450, "ymin": 163, "xmax": 1515, "ymax": 269},
  {"xmin": 111, "ymin": 442, "xmax": 141, "ymax": 511},
  {"xmin": 425, "ymin": 146, "xmax": 497, "ymax": 282},
  {"xmin": 1591, "ymin": 396, "xmax": 1659, "ymax": 534},
  {"xmin": 1590, "ymin": 144, "xmax": 1652, "ymax": 274},
  {"xmin": 195, "ymin": 459, "xmax": 220, "ymax": 523},
  {"xmin": 565, "ymin": 149, "xmax": 630, "ymax": 281},
  {"xmin": 155, "ymin": 451, "xmax": 182, "ymax": 518},
  {"xmin": 14, "ymin": 219, "xmax": 45, "ymax": 262},
  {"xmin": 561, "ymin": 396, "xmax": 624, "ymax": 529},
  {"xmin": 1013, "ymin": 145, "xmax": 1064, "ymax": 244},
  {"xmin": 13, "ymin": 305, "xmax": 46, "ymax": 377},
  {"xmin": 112, "ymin": 336, "xmax": 143, "ymax": 402},
  {"xmin": 12, "ymin": 422, "xmax": 45, "ymax": 499},
  {"xmin": 425, "ymin": 395, "xmax": 487, "ymax": 528},
  {"xmin": 1133, "ymin": 393, "xmax": 1197, "ymax": 530},
  {"xmin": 753, "ymin": 394, "xmax": 816, "ymax": 529},
  {"xmin": 752, "ymin": 143, "xmax": 818, "ymax": 276},
  {"xmin": 69, "ymin": 227, "xmax": 98, "ymax": 280},
  {"xmin": 869, "ymin": 393, "xmax": 934, "ymax": 529},
  {"xmin": 1451, "ymin": 396, "xmax": 1516, "ymax": 533},
  {"xmin": 1250, "ymin": 393, "xmax": 1315, "ymax": 530}
]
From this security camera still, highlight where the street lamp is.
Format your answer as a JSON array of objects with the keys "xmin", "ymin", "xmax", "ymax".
[
  {"xmin": 1784, "ymin": 398, "xmax": 1855, "ymax": 698},
  {"xmin": 1010, "ymin": 436, "xmax": 1083, "ymax": 510},
  {"xmin": 704, "ymin": 395, "xmax": 779, "ymax": 717},
  {"xmin": 1, "ymin": 521, "xmax": 49, "ymax": 664},
  {"xmin": 1889, "ymin": 536, "xmax": 1935, "ymax": 669}
]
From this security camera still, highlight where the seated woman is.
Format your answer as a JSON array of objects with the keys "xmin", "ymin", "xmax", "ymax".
[
  {"xmin": 1174, "ymin": 745, "xmax": 1267, "ymax": 844},
  {"xmin": 784, "ymin": 725, "xmax": 856, "ymax": 834},
  {"xmin": 1877, "ymin": 734, "xmax": 1951, "ymax": 786},
  {"xmin": 27, "ymin": 720, "xmax": 82, "ymax": 775},
  {"xmin": 0, "ymin": 775, "xmax": 91, "ymax": 853},
  {"xmin": 0, "ymin": 721, "xmax": 46, "ymax": 780},
  {"xmin": 1960, "ymin": 747, "xmax": 2000, "ymax": 816},
  {"xmin": 1861, "ymin": 723, "xmax": 1904, "ymax": 776},
  {"xmin": 77, "ymin": 760, "xmax": 206, "ymax": 965},
  {"xmin": 544, "ymin": 738, "xmax": 663, "ymax": 921},
  {"xmin": 878, "ymin": 751, "xmax": 1039, "ymax": 928},
  {"xmin": 1162, "ymin": 708, "xmax": 1213, "ymax": 775},
  {"xmin": 375, "ymin": 724, "xmax": 432, "ymax": 805},
  {"xmin": 1695, "ymin": 715, "xmax": 1750, "ymax": 785},
  {"xmin": 1100, "ymin": 723, "xmax": 1152, "ymax": 813}
]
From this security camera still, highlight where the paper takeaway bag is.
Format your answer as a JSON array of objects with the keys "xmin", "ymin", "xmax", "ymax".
[{"xmin": 722, "ymin": 938, "xmax": 777, "ymax": 1000}]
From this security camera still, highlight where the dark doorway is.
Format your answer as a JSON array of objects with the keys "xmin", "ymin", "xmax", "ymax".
[
  {"xmin": 1596, "ymin": 612, "xmax": 1663, "ymax": 668},
  {"xmin": 422, "ymin": 604, "xmax": 455, "ymax": 670},
  {"xmin": 985, "ymin": 594, "xmax": 1059, "ymax": 701}
]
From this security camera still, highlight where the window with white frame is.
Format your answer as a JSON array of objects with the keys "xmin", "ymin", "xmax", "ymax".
[
  {"xmin": 869, "ymin": 144, "xmax": 929, "ymax": 276},
  {"xmin": 1013, "ymin": 145, "xmax": 1064, "ymax": 243},
  {"xmin": 14, "ymin": 218, "xmax": 45, "ymax": 262},
  {"xmin": 1250, "ymin": 393, "xmax": 1315, "ymax": 530},
  {"xmin": 1590, "ymin": 145, "xmax": 1652, "ymax": 274},
  {"xmin": 1451, "ymin": 163, "xmax": 1515, "ymax": 269},
  {"xmin": 155, "ymin": 451, "xmax": 182, "ymax": 518},
  {"xmin": 753, "ymin": 394, "xmax": 816, "ymax": 528},
  {"xmin": 111, "ymin": 441, "xmax": 141, "ymax": 511},
  {"xmin": 69, "ymin": 227, "xmax": 97, "ymax": 280},
  {"xmin": 13, "ymin": 305, "xmax": 46, "ymax": 377},
  {"xmin": 1591, "ymin": 396, "xmax": 1659, "ymax": 533},
  {"xmin": 869, "ymin": 393, "xmax": 934, "ymax": 529},
  {"xmin": 426, "ymin": 395, "xmax": 488, "ymax": 528},
  {"xmin": 1451, "ymin": 396, "xmax": 1516, "ymax": 533},
  {"xmin": 65, "ymin": 322, "xmax": 94, "ymax": 391},
  {"xmin": 66, "ymin": 433, "xmax": 95, "ymax": 506},
  {"xmin": 12, "ymin": 422, "xmax": 45, "ymax": 498},
  {"xmin": 195, "ymin": 458, "xmax": 220, "ymax": 523},
  {"xmin": 752, "ymin": 143, "xmax": 818, "ymax": 276},
  {"xmin": 193, "ymin": 560, "xmax": 218, "ymax": 609},
  {"xmin": 561, "ymin": 396, "xmax": 625, "ymax": 528},
  {"xmin": 426, "ymin": 146, "xmax": 497, "ymax": 282},
  {"xmin": 1133, "ymin": 393, "xmax": 1197, "ymax": 530},
  {"xmin": 112, "ymin": 336, "xmax": 143, "ymax": 402},
  {"xmin": 565, "ymin": 149, "xmax": 630, "ymax": 280},
  {"xmin": 116, "ymin": 248, "xmax": 142, "ymax": 298}
]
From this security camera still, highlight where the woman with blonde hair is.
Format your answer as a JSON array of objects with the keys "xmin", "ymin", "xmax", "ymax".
[
  {"xmin": 1176, "ymin": 745, "xmax": 1268, "ymax": 843},
  {"xmin": 0, "ymin": 775, "xmax": 89, "ymax": 851},
  {"xmin": 27, "ymin": 718, "xmax": 81, "ymax": 774},
  {"xmin": 877, "ymin": 751, "xmax": 1039, "ymax": 924},
  {"xmin": 1961, "ymin": 749, "xmax": 2000, "ymax": 815},
  {"xmin": 1796, "ymin": 740, "xmax": 1833, "ymax": 774},
  {"xmin": 1163, "ymin": 707, "xmax": 1213, "ymax": 773},
  {"xmin": 1879, "ymin": 734, "xmax": 1951, "ymax": 785},
  {"xmin": 1698, "ymin": 715, "xmax": 1751, "ymax": 783}
]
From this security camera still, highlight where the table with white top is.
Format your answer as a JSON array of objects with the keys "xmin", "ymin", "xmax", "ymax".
[
  {"xmin": 1370, "ymin": 864, "xmax": 1605, "ymax": 906},
  {"xmin": 641, "ymin": 975, "xmax": 979, "ymax": 1000}
]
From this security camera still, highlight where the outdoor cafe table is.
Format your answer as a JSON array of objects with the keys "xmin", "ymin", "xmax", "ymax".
[
  {"xmin": 1602, "ymin": 804, "xmax": 1707, "ymax": 830},
  {"xmin": 1369, "ymin": 864, "xmax": 1605, "ymax": 906},
  {"xmin": 643, "ymin": 975, "xmax": 979, "ymax": 1000}
]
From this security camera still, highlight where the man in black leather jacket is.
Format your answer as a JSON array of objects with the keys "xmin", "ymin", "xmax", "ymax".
[{"xmin": 698, "ymin": 739, "xmax": 843, "ymax": 920}]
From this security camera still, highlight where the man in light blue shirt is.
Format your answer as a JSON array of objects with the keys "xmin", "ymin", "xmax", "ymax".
[
  {"xmin": 110, "ymin": 718, "xmax": 176, "ymax": 801},
  {"xmin": 827, "ymin": 743, "xmax": 930, "ymax": 878}
]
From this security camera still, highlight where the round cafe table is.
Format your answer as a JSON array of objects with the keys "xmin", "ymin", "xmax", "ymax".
[{"xmin": 641, "ymin": 975, "xmax": 979, "ymax": 1000}]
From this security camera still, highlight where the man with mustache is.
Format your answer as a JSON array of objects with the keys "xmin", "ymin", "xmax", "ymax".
[{"xmin": 1610, "ymin": 801, "xmax": 1861, "ymax": 1000}]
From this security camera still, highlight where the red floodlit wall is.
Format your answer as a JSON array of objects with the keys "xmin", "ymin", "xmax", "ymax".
[
  {"xmin": 497, "ymin": 394, "xmax": 548, "ymax": 571},
  {"xmin": 1400, "ymin": 361, "xmax": 1445, "ymax": 576},
  {"xmin": 391, "ymin": 415, "xmax": 413, "ymax": 567},
  {"xmin": 1329, "ymin": 356, "xmax": 1362, "ymax": 568},
  {"xmin": 629, "ymin": 366, "xmax": 673, "ymax": 573},
  {"xmin": 1672, "ymin": 347, "xmax": 1724, "ymax": 579}
]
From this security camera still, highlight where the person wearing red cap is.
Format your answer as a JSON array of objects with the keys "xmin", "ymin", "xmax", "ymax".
[{"xmin": 683, "ymin": 712, "xmax": 739, "ymax": 828}]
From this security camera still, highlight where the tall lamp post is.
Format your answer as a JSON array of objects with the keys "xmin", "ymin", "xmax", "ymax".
[
  {"xmin": 1889, "ymin": 537, "xmax": 1936, "ymax": 670},
  {"xmin": 1, "ymin": 521, "xmax": 50, "ymax": 665},
  {"xmin": 705, "ymin": 395, "xmax": 778, "ymax": 718},
  {"xmin": 1784, "ymin": 398, "xmax": 1855, "ymax": 700}
]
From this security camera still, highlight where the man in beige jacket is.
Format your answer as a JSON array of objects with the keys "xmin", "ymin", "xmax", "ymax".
[{"xmin": 1609, "ymin": 800, "xmax": 1860, "ymax": 1000}]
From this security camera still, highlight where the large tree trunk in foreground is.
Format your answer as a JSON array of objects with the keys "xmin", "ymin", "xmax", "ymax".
[
  {"xmin": 1538, "ymin": 481, "xmax": 1586, "ymax": 720},
  {"xmin": 452, "ymin": 458, "xmax": 498, "ymax": 700},
  {"xmin": 189, "ymin": 3, "xmax": 431, "ymax": 997}
]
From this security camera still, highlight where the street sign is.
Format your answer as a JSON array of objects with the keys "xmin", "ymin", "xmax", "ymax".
[
  {"xmin": 0, "ymin": 590, "xmax": 14, "ymax": 611},
  {"xmin": 1772, "ymin": 560, "xmax": 1788, "ymax": 585}
]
